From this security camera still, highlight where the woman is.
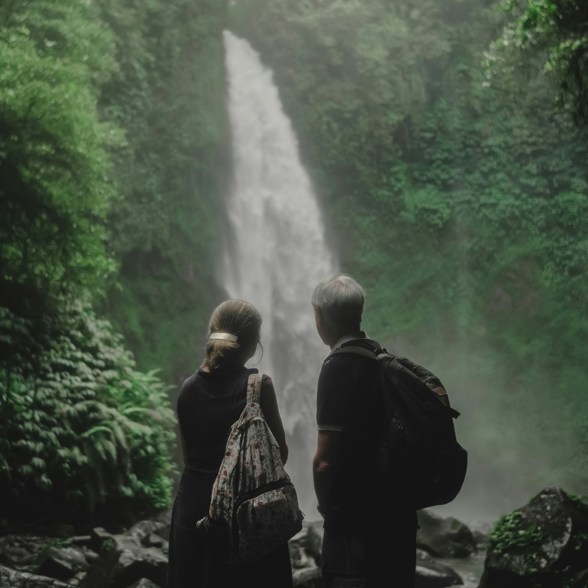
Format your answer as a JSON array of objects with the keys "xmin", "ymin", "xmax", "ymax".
[{"xmin": 166, "ymin": 299, "xmax": 294, "ymax": 588}]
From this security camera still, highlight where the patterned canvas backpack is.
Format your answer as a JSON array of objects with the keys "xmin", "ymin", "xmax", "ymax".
[{"xmin": 196, "ymin": 373, "xmax": 304, "ymax": 564}]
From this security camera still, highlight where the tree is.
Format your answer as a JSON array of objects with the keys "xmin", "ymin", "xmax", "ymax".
[
  {"xmin": 488, "ymin": 0, "xmax": 588, "ymax": 122},
  {"xmin": 0, "ymin": 2, "xmax": 178, "ymax": 526},
  {"xmin": 0, "ymin": 1, "xmax": 119, "ymax": 313}
]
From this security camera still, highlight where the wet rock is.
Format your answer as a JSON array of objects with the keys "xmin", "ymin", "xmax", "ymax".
[
  {"xmin": 126, "ymin": 520, "xmax": 169, "ymax": 552},
  {"xmin": 417, "ymin": 510, "xmax": 477, "ymax": 558},
  {"xmin": 289, "ymin": 520, "xmax": 322, "ymax": 569},
  {"xmin": 0, "ymin": 507, "xmax": 481, "ymax": 588},
  {"xmin": 0, "ymin": 563, "xmax": 73, "ymax": 587},
  {"xmin": 127, "ymin": 579, "xmax": 161, "ymax": 588},
  {"xmin": 143, "ymin": 534, "xmax": 168, "ymax": 551},
  {"xmin": 126, "ymin": 522, "xmax": 160, "ymax": 543},
  {"xmin": 570, "ymin": 568, "xmax": 588, "ymax": 588},
  {"xmin": 304, "ymin": 521, "xmax": 323, "ymax": 565},
  {"xmin": 469, "ymin": 520, "xmax": 492, "ymax": 550},
  {"xmin": 79, "ymin": 534, "xmax": 167, "ymax": 588},
  {"xmin": 416, "ymin": 550, "xmax": 463, "ymax": 587},
  {"xmin": 0, "ymin": 535, "xmax": 46, "ymax": 570},
  {"xmin": 37, "ymin": 546, "xmax": 91, "ymax": 581},
  {"xmin": 479, "ymin": 487, "xmax": 588, "ymax": 588},
  {"xmin": 89, "ymin": 527, "xmax": 114, "ymax": 552},
  {"xmin": 293, "ymin": 565, "xmax": 323, "ymax": 587}
]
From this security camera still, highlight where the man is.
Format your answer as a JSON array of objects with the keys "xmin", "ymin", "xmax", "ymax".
[{"xmin": 311, "ymin": 274, "xmax": 417, "ymax": 588}]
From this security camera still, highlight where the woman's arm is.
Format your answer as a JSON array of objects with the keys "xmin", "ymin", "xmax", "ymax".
[{"xmin": 259, "ymin": 375, "xmax": 289, "ymax": 464}]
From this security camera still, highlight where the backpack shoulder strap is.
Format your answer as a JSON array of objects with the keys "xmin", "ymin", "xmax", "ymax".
[
  {"xmin": 246, "ymin": 373, "xmax": 263, "ymax": 405},
  {"xmin": 332, "ymin": 344, "xmax": 460, "ymax": 419},
  {"xmin": 330, "ymin": 344, "xmax": 378, "ymax": 361},
  {"xmin": 328, "ymin": 337, "xmax": 386, "ymax": 360}
]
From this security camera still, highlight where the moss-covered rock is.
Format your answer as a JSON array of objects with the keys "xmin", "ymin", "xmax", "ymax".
[{"xmin": 480, "ymin": 487, "xmax": 588, "ymax": 588}]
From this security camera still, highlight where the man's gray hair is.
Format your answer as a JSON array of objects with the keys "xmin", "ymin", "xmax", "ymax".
[{"xmin": 312, "ymin": 274, "xmax": 366, "ymax": 330}]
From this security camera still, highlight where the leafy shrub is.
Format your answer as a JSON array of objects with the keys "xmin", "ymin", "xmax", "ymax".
[
  {"xmin": 0, "ymin": 303, "xmax": 177, "ymax": 528},
  {"xmin": 0, "ymin": 1, "xmax": 120, "ymax": 312}
]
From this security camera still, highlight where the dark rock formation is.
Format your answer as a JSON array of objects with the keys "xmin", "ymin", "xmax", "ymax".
[
  {"xmin": 417, "ymin": 509, "xmax": 478, "ymax": 558},
  {"xmin": 0, "ymin": 510, "xmax": 472, "ymax": 588},
  {"xmin": 79, "ymin": 530, "xmax": 168, "ymax": 588},
  {"xmin": 291, "ymin": 519, "xmax": 467, "ymax": 587},
  {"xmin": 479, "ymin": 487, "xmax": 588, "ymax": 588},
  {"xmin": 415, "ymin": 550, "xmax": 463, "ymax": 587},
  {"xmin": 0, "ymin": 564, "xmax": 72, "ymax": 587}
]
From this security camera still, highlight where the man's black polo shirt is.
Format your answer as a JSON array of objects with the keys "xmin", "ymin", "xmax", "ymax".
[{"xmin": 316, "ymin": 335, "xmax": 387, "ymax": 528}]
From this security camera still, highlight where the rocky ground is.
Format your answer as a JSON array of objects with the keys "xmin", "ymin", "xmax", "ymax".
[
  {"xmin": 0, "ymin": 507, "xmax": 482, "ymax": 588},
  {"xmin": 4, "ymin": 487, "xmax": 587, "ymax": 588}
]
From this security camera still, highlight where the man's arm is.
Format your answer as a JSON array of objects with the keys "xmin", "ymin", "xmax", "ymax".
[{"xmin": 312, "ymin": 429, "xmax": 342, "ymax": 516}]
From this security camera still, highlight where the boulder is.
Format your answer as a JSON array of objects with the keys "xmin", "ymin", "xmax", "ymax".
[
  {"xmin": 479, "ymin": 487, "xmax": 588, "ymax": 588},
  {"xmin": 0, "ymin": 564, "xmax": 73, "ymax": 588},
  {"xmin": 469, "ymin": 520, "xmax": 492, "ymax": 549},
  {"xmin": 127, "ymin": 580, "xmax": 161, "ymax": 588},
  {"xmin": 293, "ymin": 565, "xmax": 323, "ymax": 587},
  {"xmin": 415, "ymin": 550, "xmax": 463, "ymax": 587},
  {"xmin": 0, "ymin": 535, "xmax": 48, "ymax": 570},
  {"xmin": 37, "ymin": 546, "xmax": 91, "ymax": 581},
  {"xmin": 417, "ymin": 510, "xmax": 477, "ymax": 558},
  {"xmin": 303, "ymin": 521, "xmax": 323, "ymax": 566},
  {"xmin": 79, "ymin": 534, "xmax": 167, "ymax": 588}
]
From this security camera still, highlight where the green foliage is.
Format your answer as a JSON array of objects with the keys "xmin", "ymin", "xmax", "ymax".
[
  {"xmin": 570, "ymin": 532, "xmax": 588, "ymax": 552},
  {"xmin": 488, "ymin": 511, "xmax": 544, "ymax": 556},
  {"xmin": 0, "ymin": 304, "xmax": 177, "ymax": 526},
  {"xmin": 1, "ymin": 0, "xmax": 587, "ymax": 523},
  {"xmin": 24, "ymin": 537, "xmax": 73, "ymax": 575},
  {"xmin": 0, "ymin": 0, "xmax": 236, "ymax": 529},
  {"xmin": 488, "ymin": 501, "xmax": 588, "ymax": 583},
  {"xmin": 95, "ymin": 0, "xmax": 229, "ymax": 379},
  {"xmin": 569, "ymin": 494, "xmax": 588, "ymax": 508},
  {"xmin": 0, "ymin": 0, "xmax": 231, "ymax": 529},
  {"xmin": 230, "ymin": 0, "xmax": 588, "ymax": 501},
  {"xmin": 487, "ymin": 0, "xmax": 588, "ymax": 122},
  {"xmin": 0, "ymin": 1, "xmax": 121, "ymax": 311}
]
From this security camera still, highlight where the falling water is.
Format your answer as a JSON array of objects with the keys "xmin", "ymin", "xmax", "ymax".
[{"xmin": 221, "ymin": 30, "xmax": 337, "ymax": 518}]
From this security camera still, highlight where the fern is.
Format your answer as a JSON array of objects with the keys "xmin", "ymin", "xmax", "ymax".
[{"xmin": 0, "ymin": 303, "xmax": 177, "ymax": 526}]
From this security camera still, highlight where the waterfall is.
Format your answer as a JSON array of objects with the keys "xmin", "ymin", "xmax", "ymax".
[{"xmin": 221, "ymin": 30, "xmax": 337, "ymax": 517}]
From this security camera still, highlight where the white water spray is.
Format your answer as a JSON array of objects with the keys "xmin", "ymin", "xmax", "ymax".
[{"xmin": 222, "ymin": 30, "xmax": 337, "ymax": 517}]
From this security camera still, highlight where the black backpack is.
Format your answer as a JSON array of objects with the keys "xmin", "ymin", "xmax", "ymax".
[{"xmin": 331, "ymin": 340, "xmax": 468, "ymax": 510}]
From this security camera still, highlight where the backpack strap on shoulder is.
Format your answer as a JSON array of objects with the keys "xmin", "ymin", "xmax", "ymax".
[
  {"xmin": 330, "ymin": 344, "xmax": 378, "ymax": 361},
  {"xmin": 246, "ymin": 373, "xmax": 262, "ymax": 405},
  {"xmin": 332, "ymin": 343, "xmax": 461, "ymax": 419},
  {"xmin": 329, "ymin": 337, "xmax": 385, "ymax": 359}
]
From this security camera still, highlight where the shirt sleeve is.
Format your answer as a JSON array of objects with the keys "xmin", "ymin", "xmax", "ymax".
[{"xmin": 316, "ymin": 356, "xmax": 356, "ymax": 432}]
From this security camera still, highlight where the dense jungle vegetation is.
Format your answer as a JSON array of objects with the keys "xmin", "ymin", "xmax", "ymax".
[
  {"xmin": 230, "ymin": 0, "xmax": 588, "ymax": 512},
  {"xmin": 1, "ymin": 0, "xmax": 586, "ymax": 527},
  {"xmin": 0, "ymin": 0, "xmax": 228, "ymax": 528}
]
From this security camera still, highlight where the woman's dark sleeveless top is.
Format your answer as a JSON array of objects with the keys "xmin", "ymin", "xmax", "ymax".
[{"xmin": 177, "ymin": 365, "xmax": 259, "ymax": 476}]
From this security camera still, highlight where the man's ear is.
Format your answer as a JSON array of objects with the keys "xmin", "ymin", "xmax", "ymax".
[
  {"xmin": 313, "ymin": 306, "xmax": 325, "ymax": 329},
  {"xmin": 314, "ymin": 306, "xmax": 329, "ymax": 333},
  {"xmin": 314, "ymin": 306, "xmax": 335, "ymax": 347}
]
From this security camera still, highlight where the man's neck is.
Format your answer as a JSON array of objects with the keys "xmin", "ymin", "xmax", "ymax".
[{"xmin": 330, "ymin": 330, "xmax": 368, "ymax": 351}]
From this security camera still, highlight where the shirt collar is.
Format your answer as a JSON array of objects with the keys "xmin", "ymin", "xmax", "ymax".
[{"xmin": 331, "ymin": 330, "xmax": 369, "ymax": 351}]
